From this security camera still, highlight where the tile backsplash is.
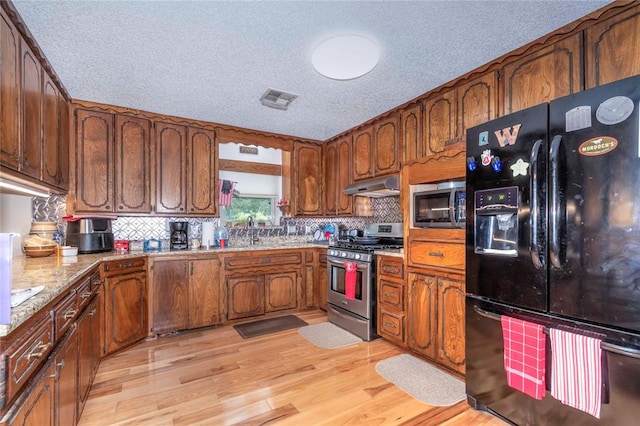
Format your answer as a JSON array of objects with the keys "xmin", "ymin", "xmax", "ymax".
[{"xmin": 32, "ymin": 196, "xmax": 402, "ymax": 242}]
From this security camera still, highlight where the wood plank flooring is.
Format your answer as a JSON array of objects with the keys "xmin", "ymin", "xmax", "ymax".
[{"xmin": 78, "ymin": 310, "xmax": 507, "ymax": 425}]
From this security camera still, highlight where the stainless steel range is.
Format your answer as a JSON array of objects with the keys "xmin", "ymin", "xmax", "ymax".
[{"xmin": 327, "ymin": 222, "xmax": 403, "ymax": 341}]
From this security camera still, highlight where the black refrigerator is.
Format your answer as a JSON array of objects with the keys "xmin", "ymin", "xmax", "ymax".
[{"xmin": 465, "ymin": 74, "xmax": 640, "ymax": 425}]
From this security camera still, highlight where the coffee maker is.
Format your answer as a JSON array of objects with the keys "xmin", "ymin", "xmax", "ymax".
[{"xmin": 169, "ymin": 221, "xmax": 188, "ymax": 250}]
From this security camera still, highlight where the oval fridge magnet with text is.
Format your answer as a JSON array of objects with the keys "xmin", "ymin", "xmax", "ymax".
[
  {"xmin": 596, "ymin": 96, "xmax": 634, "ymax": 125},
  {"xmin": 578, "ymin": 136, "xmax": 618, "ymax": 157}
]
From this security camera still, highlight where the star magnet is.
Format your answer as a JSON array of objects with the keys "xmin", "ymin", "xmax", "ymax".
[{"xmin": 510, "ymin": 158, "xmax": 530, "ymax": 177}]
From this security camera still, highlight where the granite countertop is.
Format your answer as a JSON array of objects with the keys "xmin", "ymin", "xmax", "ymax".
[{"xmin": 2, "ymin": 240, "xmax": 329, "ymax": 337}]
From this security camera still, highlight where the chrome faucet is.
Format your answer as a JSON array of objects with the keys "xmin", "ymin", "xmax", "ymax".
[{"xmin": 246, "ymin": 215, "xmax": 259, "ymax": 245}]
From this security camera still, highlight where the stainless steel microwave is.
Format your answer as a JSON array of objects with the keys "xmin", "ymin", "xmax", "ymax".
[{"xmin": 411, "ymin": 181, "xmax": 466, "ymax": 228}]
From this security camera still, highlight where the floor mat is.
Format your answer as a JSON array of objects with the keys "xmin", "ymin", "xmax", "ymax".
[
  {"xmin": 298, "ymin": 322, "xmax": 361, "ymax": 349},
  {"xmin": 375, "ymin": 354, "xmax": 466, "ymax": 406},
  {"xmin": 233, "ymin": 315, "xmax": 308, "ymax": 339}
]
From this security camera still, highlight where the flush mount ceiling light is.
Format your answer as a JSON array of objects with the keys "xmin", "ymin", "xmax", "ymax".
[{"xmin": 312, "ymin": 35, "xmax": 380, "ymax": 80}]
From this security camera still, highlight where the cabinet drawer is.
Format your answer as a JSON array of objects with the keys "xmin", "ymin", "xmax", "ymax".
[
  {"xmin": 378, "ymin": 280, "xmax": 404, "ymax": 311},
  {"xmin": 102, "ymin": 257, "xmax": 146, "ymax": 277},
  {"xmin": 408, "ymin": 240, "xmax": 464, "ymax": 270},
  {"xmin": 53, "ymin": 291, "xmax": 78, "ymax": 341},
  {"xmin": 224, "ymin": 251, "xmax": 302, "ymax": 270},
  {"xmin": 5, "ymin": 314, "xmax": 54, "ymax": 403},
  {"xmin": 378, "ymin": 257, "xmax": 404, "ymax": 279},
  {"xmin": 378, "ymin": 309, "xmax": 404, "ymax": 345}
]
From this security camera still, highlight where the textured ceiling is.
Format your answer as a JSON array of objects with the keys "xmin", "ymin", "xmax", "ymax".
[{"xmin": 13, "ymin": 0, "xmax": 611, "ymax": 141}]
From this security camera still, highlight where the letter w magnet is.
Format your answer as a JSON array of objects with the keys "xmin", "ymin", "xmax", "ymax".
[{"xmin": 494, "ymin": 124, "xmax": 522, "ymax": 147}]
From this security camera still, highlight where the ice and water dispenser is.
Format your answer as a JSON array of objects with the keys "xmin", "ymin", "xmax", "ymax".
[{"xmin": 474, "ymin": 186, "xmax": 519, "ymax": 256}]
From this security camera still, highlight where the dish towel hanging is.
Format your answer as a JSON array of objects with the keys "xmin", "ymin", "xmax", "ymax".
[
  {"xmin": 501, "ymin": 316, "xmax": 546, "ymax": 400},
  {"xmin": 549, "ymin": 328, "xmax": 603, "ymax": 419},
  {"xmin": 344, "ymin": 262, "xmax": 357, "ymax": 300},
  {"xmin": 219, "ymin": 180, "xmax": 235, "ymax": 207}
]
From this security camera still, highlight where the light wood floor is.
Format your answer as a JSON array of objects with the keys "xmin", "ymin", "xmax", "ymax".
[{"xmin": 79, "ymin": 310, "xmax": 507, "ymax": 426}]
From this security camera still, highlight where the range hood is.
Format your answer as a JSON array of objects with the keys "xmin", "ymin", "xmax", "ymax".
[{"xmin": 343, "ymin": 175, "xmax": 400, "ymax": 198}]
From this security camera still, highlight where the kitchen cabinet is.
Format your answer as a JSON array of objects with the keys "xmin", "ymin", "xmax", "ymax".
[
  {"xmin": 186, "ymin": 126, "xmax": 217, "ymax": 215},
  {"xmin": 352, "ymin": 115, "xmax": 400, "ymax": 181},
  {"xmin": 352, "ymin": 126, "xmax": 374, "ymax": 181},
  {"xmin": 77, "ymin": 291, "xmax": 101, "ymax": 420},
  {"xmin": 316, "ymin": 251, "xmax": 328, "ymax": 311},
  {"xmin": 223, "ymin": 250, "xmax": 303, "ymax": 321},
  {"xmin": 401, "ymin": 103, "xmax": 423, "ymax": 163},
  {"xmin": 294, "ymin": 142, "xmax": 322, "ymax": 216},
  {"xmin": 151, "ymin": 257, "xmax": 220, "ymax": 334},
  {"xmin": 499, "ymin": 33, "xmax": 582, "ymax": 115},
  {"xmin": 0, "ymin": 362, "xmax": 55, "ymax": 426},
  {"xmin": 585, "ymin": 4, "xmax": 640, "ymax": 88},
  {"xmin": 155, "ymin": 122, "xmax": 187, "ymax": 214},
  {"xmin": 407, "ymin": 270, "xmax": 465, "ymax": 374},
  {"xmin": 52, "ymin": 326, "xmax": 78, "ymax": 426},
  {"xmin": 0, "ymin": 8, "xmax": 20, "ymax": 171},
  {"xmin": 377, "ymin": 255, "xmax": 405, "ymax": 346},
  {"xmin": 102, "ymin": 258, "xmax": 147, "ymax": 356},
  {"xmin": 423, "ymin": 72, "xmax": 496, "ymax": 156},
  {"xmin": 19, "ymin": 37, "xmax": 42, "ymax": 179},
  {"xmin": 75, "ymin": 109, "xmax": 114, "ymax": 212},
  {"xmin": 302, "ymin": 250, "xmax": 316, "ymax": 309},
  {"xmin": 115, "ymin": 114, "xmax": 152, "ymax": 213},
  {"xmin": 324, "ymin": 136, "xmax": 353, "ymax": 216},
  {"xmin": 42, "ymin": 72, "xmax": 61, "ymax": 187}
]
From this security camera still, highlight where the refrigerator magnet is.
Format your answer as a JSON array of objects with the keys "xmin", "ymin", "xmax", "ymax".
[
  {"xmin": 479, "ymin": 131, "xmax": 489, "ymax": 146},
  {"xmin": 596, "ymin": 96, "xmax": 634, "ymax": 125},
  {"xmin": 578, "ymin": 136, "xmax": 618, "ymax": 157},
  {"xmin": 510, "ymin": 158, "xmax": 530, "ymax": 177},
  {"xmin": 481, "ymin": 149, "xmax": 493, "ymax": 166}
]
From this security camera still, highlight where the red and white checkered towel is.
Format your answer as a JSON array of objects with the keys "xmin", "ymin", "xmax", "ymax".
[
  {"xmin": 549, "ymin": 328, "xmax": 603, "ymax": 419},
  {"xmin": 501, "ymin": 316, "xmax": 546, "ymax": 400}
]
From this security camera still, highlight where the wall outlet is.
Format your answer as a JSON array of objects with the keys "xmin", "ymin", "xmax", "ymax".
[{"xmin": 305, "ymin": 226, "xmax": 311, "ymax": 235}]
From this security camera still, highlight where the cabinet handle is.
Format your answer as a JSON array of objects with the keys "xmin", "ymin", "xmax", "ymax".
[
  {"xmin": 183, "ymin": 263, "xmax": 187, "ymax": 275},
  {"xmin": 180, "ymin": 207, "xmax": 184, "ymax": 211},
  {"xmin": 383, "ymin": 292, "xmax": 395, "ymax": 298},
  {"xmin": 81, "ymin": 291, "xmax": 92, "ymax": 299},
  {"xmin": 63, "ymin": 309, "xmax": 78, "ymax": 319},
  {"xmin": 384, "ymin": 322, "xmax": 396, "ymax": 328},
  {"xmin": 119, "ymin": 262, "xmax": 133, "ymax": 269},
  {"xmin": 190, "ymin": 263, "xmax": 193, "ymax": 275},
  {"xmin": 89, "ymin": 308, "xmax": 97, "ymax": 316},
  {"xmin": 428, "ymin": 251, "xmax": 444, "ymax": 258},
  {"xmin": 27, "ymin": 342, "xmax": 51, "ymax": 362},
  {"xmin": 105, "ymin": 206, "xmax": 111, "ymax": 210},
  {"xmin": 119, "ymin": 205, "xmax": 124, "ymax": 210}
]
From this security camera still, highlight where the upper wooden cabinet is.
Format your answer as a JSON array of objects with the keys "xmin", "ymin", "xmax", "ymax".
[
  {"xmin": 324, "ymin": 136, "xmax": 353, "ymax": 216},
  {"xmin": 155, "ymin": 122, "xmax": 187, "ymax": 214},
  {"xmin": 352, "ymin": 114, "xmax": 400, "ymax": 181},
  {"xmin": 401, "ymin": 103, "xmax": 423, "ymax": 163},
  {"xmin": 500, "ymin": 33, "xmax": 582, "ymax": 115},
  {"xmin": 75, "ymin": 109, "xmax": 114, "ymax": 212},
  {"xmin": 115, "ymin": 115, "xmax": 152, "ymax": 213},
  {"xmin": 585, "ymin": 4, "xmax": 640, "ymax": 88},
  {"xmin": 423, "ymin": 72, "xmax": 496, "ymax": 157},
  {"xmin": 187, "ymin": 126, "xmax": 217, "ymax": 215},
  {"xmin": 0, "ymin": 9, "xmax": 20, "ymax": 171},
  {"xmin": 294, "ymin": 142, "xmax": 322, "ymax": 216},
  {"xmin": 20, "ymin": 38, "xmax": 42, "ymax": 179}
]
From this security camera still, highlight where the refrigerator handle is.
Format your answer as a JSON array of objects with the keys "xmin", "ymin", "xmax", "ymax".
[
  {"xmin": 530, "ymin": 139, "xmax": 544, "ymax": 270},
  {"xmin": 550, "ymin": 135, "xmax": 563, "ymax": 269}
]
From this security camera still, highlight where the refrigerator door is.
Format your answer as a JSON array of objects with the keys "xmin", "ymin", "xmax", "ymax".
[
  {"xmin": 548, "ymin": 74, "xmax": 640, "ymax": 334},
  {"xmin": 466, "ymin": 104, "xmax": 549, "ymax": 311}
]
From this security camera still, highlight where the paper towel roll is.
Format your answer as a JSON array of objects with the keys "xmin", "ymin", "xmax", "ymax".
[{"xmin": 201, "ymin": 222, "xmax": 216, "ymax": 247}]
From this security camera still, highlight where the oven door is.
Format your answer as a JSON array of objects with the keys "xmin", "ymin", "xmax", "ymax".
[{"xmin": 327, "ymin": 255, "xmax": 372, "ymax": 319}]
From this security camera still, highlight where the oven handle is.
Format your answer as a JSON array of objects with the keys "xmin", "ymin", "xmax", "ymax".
[{"xmin": 327, "ymin": 257, "xmax": 371, "ymax": 269}]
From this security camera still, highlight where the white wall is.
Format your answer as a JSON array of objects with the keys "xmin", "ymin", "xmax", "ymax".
[
  {"xmin": 0, "ymin": 194, "xmax": 33, "ymax": 256},
  {"xmin": 218, "ymin": 142, "xmax": 282, "ymax": 164}
]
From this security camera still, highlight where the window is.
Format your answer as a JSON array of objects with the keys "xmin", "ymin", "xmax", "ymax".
[{"xmin": 220, "ymin": 195, "xmax": 276, "ymax": 224}]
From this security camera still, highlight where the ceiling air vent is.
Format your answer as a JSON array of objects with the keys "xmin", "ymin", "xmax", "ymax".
[{"xmin": 260, "ymin": 89, "xmax": 298, "ymax": 110}]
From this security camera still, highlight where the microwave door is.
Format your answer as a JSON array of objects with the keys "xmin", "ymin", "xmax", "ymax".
[{"xmin": 414, "ymin": 191, "xmax": 452, "ymax": 227}]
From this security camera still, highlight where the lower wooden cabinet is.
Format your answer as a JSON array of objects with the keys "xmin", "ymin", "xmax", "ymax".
[
  {"xmin": 77, "ymin": 293, "xmax": 101, "ymax": 419},
  {"xmin": 102, "ymin": 258, "xmax": 147, "ymax": 356},
  {"xmin": 315, "ymin": 251, "xmax": 328, "ymax": 311},
  {"xmin": 226, "ymin": 275, "xmax": 265, "ymax": 320},
  {"xmin": 1, "ymin": 362, "xmax": 55, "ymax": 426},
  {"xmin": 376, "ymin": 255, "xmax": 405, "ymax": 346},
  {"xmin": 54, "ymin": 326, "xmax": 78, "ymax": 426},
  {"xmin": 407, "ymin": 270, "xmax": 465, "ymax": 374},
  {"xmin": 152, "ymin": 257, "xmax": 221, "ymax": 334}
]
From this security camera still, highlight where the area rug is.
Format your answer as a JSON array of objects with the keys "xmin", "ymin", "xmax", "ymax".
[
  {"xmin": 375, "ymin": 354, "xmax": 466, "ymax": 406},
  {"xmin": 298, "ymin": 322, "xmax": 362, "ymax": 349},
  {"xmin": 233, "ymin": 315, "xmax": 308, "ymax": 339}
]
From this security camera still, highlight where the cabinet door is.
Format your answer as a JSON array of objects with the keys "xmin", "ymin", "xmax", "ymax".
[
  {"xmin": 423, "ymin": 89, "xmax": 456, "ymax": 156},
  {"xmin": 352, "ymin": 126, "xmax": 374, "ymax": 181},
  {"xmin": 323, "ymin": 141, "xmax": 337, "ymax": 215},
  {"xmin": 585, "ymin": 5, "xmax": 640, "ymax": 88},
  {"xmin": 189, "ymin": 258, "xmax": 220, "ymax": 329},
  {"xmin": 42, "ymin": 72, "xmax": 60, "ymax": 187},
  {"xmin": 3, "ymin": 363, "xmax": 54, "ymax": 426},
  {"xmin": 374, "ymin": 114, "xmax": 400, "ymax": 176},
  {"xmin": 0, "ymin": 9, "xmax": 20, "ymax": 170},
  {"xmin": 316, "ymin": 252, "xmax": 328, "ymax": 311},
  {"xmin": 115, "ymin": 114, "xmax": 152, "ymax": 213},
  {"xmin": 104, "ymin": 271, "xmax": 147, "ymax": 355},
  {"xmin": 155, "ymin": 122, "xmax": 187, "ymax": 214},
  {"xmin": 77, "ymin": 298, "xmax": 92, "ymax": 416},
  {"xmin": 187, "ymin": 126, "xmax": 217, "ymax": 215},
  {"xmin": 75, "ymin": 109, "xmax": 114, "ymax": 212},
  {"xmin": 54, "ymin": 326, "xmax": 78, "ymax": 426},
  {"xmin": 20, "ymin": 38, "xmax": 42, "ymax": 178},
  {"xmin": 226, "ymin": 276, "xmax": 264, "ymax": 320},
  {"xmin": 437, "ymin": 277, "xmax": 466, "ymax": 374},
  {"xmin": 401, "ymin": 103, "xmax": 423, "ymax": 163},
  {"xmin": 378, "ymin": 308, "xmax": 404, "ymax": 345},
  {"xmin": 407, "ymin": 272, "xmax": 437, "ymax": 360},
  {"xmin": 336, "ymin": 136, "xmax": 353, "ymax": 215},
  {"xmin": 294, "ymin": 143, "xmax": 322, "ymax": 216},
  {"xmin": 58, "ymin": 96, "xmax": 70, "ymax": 190},
  {"xmin": 265, "ymin": 271, "xmax": 297, "ymax": 312},
  {"xmin": 500, "ymin": 33, "xmax": 582, "ymax": 115},
  {"xmin": 153, "ymin": 261, "xmax": 189, "ymax": 334},
  {"xmin": 457, "ymin": 72, "xmax": 497, "ymax": 147}
]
